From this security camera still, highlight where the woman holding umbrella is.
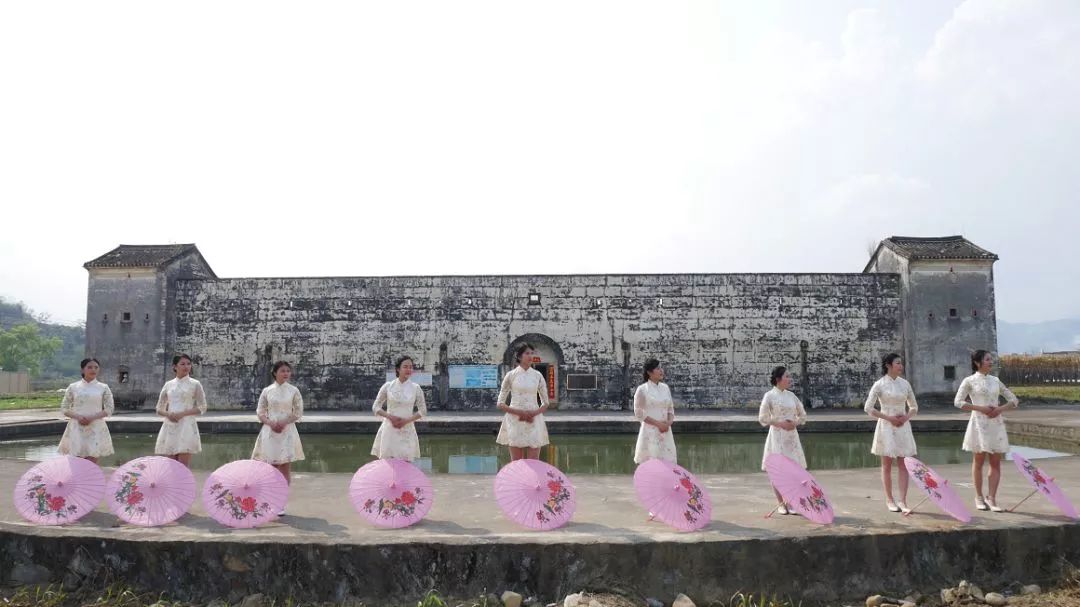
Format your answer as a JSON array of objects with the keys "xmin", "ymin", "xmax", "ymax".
[
  {"xmin": 252, "ymin": 361, "xmax": 305, "ymax": 501},
  {"xmin": 864, "ymin": 353, "xmax": 919, "ymax": 513},
  {"xmin": 371, "ymin": 355, "xmax": 428, "ymax": 461},
  {"xmin": 495, "ymin": 343, "xmax": 550, "ymax": 461},
  {"xmin": 758, "ymin": 366, "xmax": 807, "ymax": 514},
  {"xmin": 633, "ymin": 358, "xmax": 677, "ymax": 464},
  {"xmin": 954, "ymin": 349, "xmax": 1019, "ymax": 512}
]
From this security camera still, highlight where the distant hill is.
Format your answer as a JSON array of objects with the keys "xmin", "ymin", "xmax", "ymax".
[
  {"xmin": 998, "ymin": 318, "xmax": 1080, "ymax": 354},
  {"xmin": 0, "ymin": 296, "xmax": 85, "ymax": 385}
]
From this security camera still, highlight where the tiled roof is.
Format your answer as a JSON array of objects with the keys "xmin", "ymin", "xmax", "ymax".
[
  {"xmin": 84, "ymin": 244, "xmax": 199, "ymax": 269},
  {"xmin": 883, "ymin": 236, "xmax": 998, "ymax": 261}
]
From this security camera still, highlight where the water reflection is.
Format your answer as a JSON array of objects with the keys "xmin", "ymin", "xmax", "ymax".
[{"xmin": 1, "ymin": 432, "xmax": 1072, "ymax": 475}]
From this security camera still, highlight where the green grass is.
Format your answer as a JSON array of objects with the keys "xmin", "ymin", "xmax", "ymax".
[
  {"xmin": 0, "ymin": 391, "xmax": 62, "ymax": 411},
  {"xmin": 1011, "ymin": 385, "xmax": 1080, "ymax": 402}
]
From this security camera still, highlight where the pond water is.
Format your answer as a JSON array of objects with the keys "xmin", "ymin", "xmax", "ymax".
[{"xmin": 1, "ymin": 432, "xmax": 1072, "ymax": 474}]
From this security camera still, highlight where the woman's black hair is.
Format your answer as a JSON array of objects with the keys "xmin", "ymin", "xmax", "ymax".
[
  {"xmin": 79, "ymin": 358, "xmax": 100, "ymax": 379},
  {"xmin": 769, "ymin": 365, "xmax": 787, "ymax": 387},
  {"xmin": 394, "ymin": 355, "xmax": 414, "ymax": 377},
  {"xmin": 881, "ymin": 353, "xmax": 902, "ymax": 375},
  {"xmin": 643, "ymin": 358, "xmax": 661, "ymax": 381},
  {"xmin": 514, "ymin": 343, "xmax": 535, "ymax": 364},
  {"xmin": 971, "ymin": 349, "xmax": 991, "ymax": 372},
  {"xmin": 172, "ymin": 353, "xmax": 193, "ymax": 366},
  {"xmin": 271, "ymin": 361, "xmax": 293, "ymax": 377}
]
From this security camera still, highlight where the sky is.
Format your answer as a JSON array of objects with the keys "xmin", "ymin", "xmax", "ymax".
[{"xmin": 1, "ymin": 0, "xmax": 1077, "ymax": 326}]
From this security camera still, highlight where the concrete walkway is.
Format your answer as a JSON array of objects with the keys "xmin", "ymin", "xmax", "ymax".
[
  {"xmin": 2, "ymin": 456, "xmax": 1079, "ymax": 604},
  {"xmin": 3, "ymin": 457, "xmax": 1078, "ymax": 546}
]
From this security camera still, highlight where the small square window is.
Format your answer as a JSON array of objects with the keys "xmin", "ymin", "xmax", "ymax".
[
  {"xmin": 121, "ymin": 311, "xmax": 132, "ymax": 322},
  {"xmin": 118, "ymin": 371, "xmax": 129, "ymax": 384},
  {"xmin": 948, "ymin": 308, "xmax": 958, "ymax": 318},
  {"xmin": 944, "ymin": 366, "xmax": 956, "ymax": 381},
  {"xmin": 528, "ymin": 293, "xmax": 541, "ymax": 306}
]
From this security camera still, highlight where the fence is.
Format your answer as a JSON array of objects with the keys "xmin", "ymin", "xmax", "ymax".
[
  {"xmin": 1000, "ymin": 354, "xmax": 1080, "ymax": 385},
  {"xmin": 0, "ymin": 371, "xmax": 31, "ymax": 394}
]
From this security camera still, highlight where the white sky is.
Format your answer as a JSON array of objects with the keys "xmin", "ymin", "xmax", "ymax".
[{"xmin": 1, "ymin": 0, "xmax": 1077, "ymax": 325}]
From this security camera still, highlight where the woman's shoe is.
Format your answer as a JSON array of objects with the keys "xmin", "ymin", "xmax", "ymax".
[
  {"xmin": 886, "ymin": 500, "xmax": 901, "ymax": 513},
  {"xmin": 897, "ymin": 501, "xmax": 912, "ymax": 515},
  {"xmin": 975, "ymin": 496, "xmax": 989, "ymax": 511},
  {"xmin": 986, "ymin": 496, "xmax": 1004, "ymax": 513}
]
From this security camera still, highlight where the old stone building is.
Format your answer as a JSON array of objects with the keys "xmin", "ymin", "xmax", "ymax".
[{"xmin": 84, "ymin": 236, "xmax": 999, "ymax": 410}]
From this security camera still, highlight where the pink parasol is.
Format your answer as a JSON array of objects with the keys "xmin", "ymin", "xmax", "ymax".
[
  {"xmin": 494, "ymin": 459, "xmax": 576, "ymax": 530},
  {"xmin": 13, "ymin": 456, "xmax": 105, "ymax": 525},
  {"xmin": 902, "ymin": 457, "xmax": 971, "ymax": 522},
  {"xmin": 107, "ymin": 456, "xmax": 196, "ymax": 526},
  {"xmin": 350, "ymin": 459, "xmax": 433, "ymax": 528},
  {"xmin": 633, "ymin": 459, "xmax": 712, "ymax": 531},
  {"xmin": 1010, "ymin": 454, "xmax": 1078, "ymax": 519},
  {"xmin": 202, "ymin": 459, "xmax": 288, "ymax": 528},
  {"xmin": 764, "ymin": 453, "xmax": 834, "ymax": 525}
]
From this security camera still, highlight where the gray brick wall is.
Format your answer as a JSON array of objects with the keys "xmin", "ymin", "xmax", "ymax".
[{"xmin": 172, "ymin": 273, "xmax": 903, "ymax": 410}]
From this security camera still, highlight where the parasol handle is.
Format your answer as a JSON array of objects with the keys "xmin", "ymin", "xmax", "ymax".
[
  {"xmin": 1009, "ymin": 489, "xmax": 1039, "ymax": 513},
  {"xmin": 902, "ymin": 494, "xmax": 930, "ymax": 517},
  {"xmin": 765, "ymin": 503, "xmax": 782, "ymax": 519}
]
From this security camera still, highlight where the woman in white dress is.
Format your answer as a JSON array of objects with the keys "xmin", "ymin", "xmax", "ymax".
[
  {"xmin": 633, "ymin": 358, "xmax": 676, "ymax": 465},
  {"xmin": 371, "ymin": 355, "xmax": 428, "ymax": 461},
  {"xmin": 154, "ymin": 354, "xmax": 208, "ymax": 468},
  {"xmin": 954, "ymin": 349, "xmax": 1019, "ymax": 512},
  {"xmin": 57, "ymin": 358, "xmax": 115, "ymax": 463},
  {"xmin": 495, "ymin": 343, "xmax": 550, "ymax": 460},
  {"xmin": 252, "ymin": 361, "xmax": 305, "ymax": 496},
  {"xmin": 864, "ymin": 353, "xmax": 919, "ymax": 513},
  {"xmin": 758, "ymin": 366, "xmax": 807, "ymax": 514}
]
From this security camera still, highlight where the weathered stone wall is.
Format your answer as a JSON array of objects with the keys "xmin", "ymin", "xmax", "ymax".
[{"xmin": 172, "ymin": 273, "xmax": 902, "ymax": 410}]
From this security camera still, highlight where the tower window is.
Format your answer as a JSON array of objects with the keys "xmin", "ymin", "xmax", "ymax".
[
  {"xmin": 944, "ymin": 366, "xmax": 956, "ymax": 381},
  {"xmin": 121, "ymin": 312, "xmax": 132, "ymax": 323},
  {"xmin": 948, "ymin": 308, "xmax": 958, "ymax": 318},
  {"xmin": 528, "ymin": 293, "xmax": 541, "ymax": 306}
]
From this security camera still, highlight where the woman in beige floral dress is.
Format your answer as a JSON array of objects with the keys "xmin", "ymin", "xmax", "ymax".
[
  {"xmin": 864, "ymin": 353, "xmax": 919, "ymax": 513},
  {"xmin": 496, "ymin": 343, "xmax": 550, "ymax": 460},
  {"xmin": 371, "ymin": 355, "xmax": 427, "ymax": 461},
  {"xmin": 252, "ymin": 361, "xmax": 305, "ymax": 502},
  {"xmin": 954, "ymin": 349, "xmax": 1019, "ymax": 512},
  {"xmin": 154, "ymin": 354, "xmax": 208, "ymax": 468},
  {"xmin": 758, "ymin": 366, "xmax": 807, "ymax": 514},
  {"xmin": 633, "ymin": 358, "xmax": 676, "ymax": 465},
  {"xmin": 58, "ymin": 358, "xmax": 115, "ymax": 463}
]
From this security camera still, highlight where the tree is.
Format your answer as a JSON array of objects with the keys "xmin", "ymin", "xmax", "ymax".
[{"xmin": 0, "ymin": 323, "xmax": 63, "ymax": 375}]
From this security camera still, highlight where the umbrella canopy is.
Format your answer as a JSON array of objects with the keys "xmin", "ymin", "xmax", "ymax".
[
  {"xmin": 903, "ymin": 457, "xmax": 971, "ymax": 522},
  {"xmin": 1012, "ymin": 454, "xmax": 1078, "ymax": 520},
  {"xmin": 13, "ymin": 456, "xmax": 105, "ymax": 525},
  {"xmin": 350, "ymin": 459, "xmax": 434, "ymax": 528},
  {"xmin": 633, "ymin": 459, "xmax": 712, "ymax": 531},
  {"xmin": 764, "ymin": 453, "xmax": 834, "ymax": 525},
  {"xmin": 202, "ymin": 459, "xmax": 288, "ymax": 528},
  {"xmin": 494, "ymin": 459, "xmax": 576, "ymax": 530},
  {"xmin": 107, "ymin": 456, "xmax": 196, "ymax": 526}
]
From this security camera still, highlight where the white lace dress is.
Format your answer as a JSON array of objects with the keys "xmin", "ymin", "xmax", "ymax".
[
  {"xmin": 371, "ymin": 379, "xmax": 427, "ymax": 461},
  {"xmin": 57, "ymin": 379, "xmax": 115, "ymax": 458},
  {"xmin": 495, "ymin": 367, "xmax": 550, "ymax": 448},
  {"xmin": 154, "ymin": 376, "xmax": 208, "ymax": 455},
  {"xmin": 864, "ymin": 375, "xmax": 918, "ymax": 457},
  {"xmin": 633, "ymin": 381, "xmax": 677, "ymax": 464},
  {"xmin": 758, "ymin": 387, "xmax": 807, "ymax": 470},
  {"xmin": 251, "ymin": 382, "xmax": 306, "ymax": 464},
  {"xmin": 955, "ymin": 372, "xmax": 1018, "ymax": 454}
]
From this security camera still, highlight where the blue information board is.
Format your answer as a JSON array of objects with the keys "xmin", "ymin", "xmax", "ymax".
[{"xmin": 449, "ymin": 365, "xmax": 499, "ymax": 389}]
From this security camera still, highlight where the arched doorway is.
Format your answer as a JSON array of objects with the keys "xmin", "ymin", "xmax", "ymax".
[{"xmin": 504, "ymin": 334, "xmax": 564, "ymax": 406}]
